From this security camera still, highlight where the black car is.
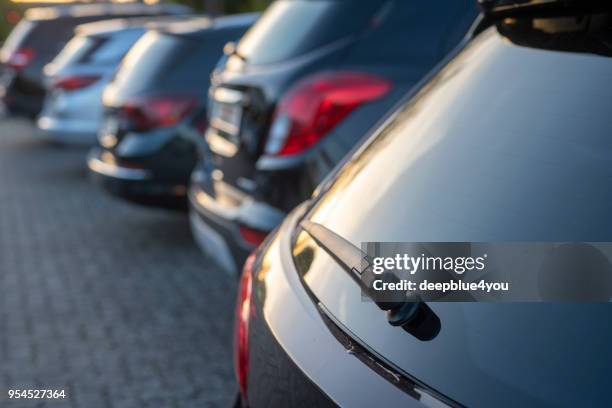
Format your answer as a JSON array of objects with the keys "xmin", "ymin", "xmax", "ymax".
[
  {"xmin": 188, "ymin": 0, "xmax": 478, "ymax": 273},
  {"xmin": 0, "ymin": 2, "xmax": 190, "ymax": 118},
  {"xmin": 87, "ymin": 14, "xmax": 259, "ymax": 208},
  {"xmin": 234, "ymin": 1, "xmax": 612, "ymax": 407}
]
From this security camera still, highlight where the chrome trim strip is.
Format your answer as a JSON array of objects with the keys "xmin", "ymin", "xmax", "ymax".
[
  {"xmin": 87, "ymin": 153, "xmax": 151, "ymax": 181},
  {"xmin": 206, "ymin": 129, "xmax": 239, "ymax": 157},
  {"xmin": 212, "ymin": 87, "xmax": 247, "ymax": 105},
  {"xmin": 190, "ymin": 181, "xmax": 285, "ymax": 231}
]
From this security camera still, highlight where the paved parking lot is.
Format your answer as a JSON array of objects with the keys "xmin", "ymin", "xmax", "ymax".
[{"xmin": 0, "ymin": 119, "xmax": 237, "ymax": 407}]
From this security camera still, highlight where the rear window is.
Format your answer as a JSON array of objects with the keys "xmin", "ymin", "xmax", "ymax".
[
  {"xmin": 107, "ymin": 30, "xmax": 222, "ymax": 101},
  {"xmin": 306, "ymin": 20, "xmax": 612, "ymax": 242},
  {"xmin": 236, "ymin": 0, "xmax": 384, "ymax": 65},
  {"xmin": 49, "ymin": 29, "xmax": 141, "ymax": 74},
  {"xmin": 87, "ymin": 29, "xmax": 144, "ymax": 64},
  {"xmin": 19, "ymin": 18, "xmax": 80, "ymax": 55},
  {"xmin": 109, "ymin": 31, "xmax": 182, "ymax": 97},
  {"xmin": 50, "ymin": 35, "xmax": 98, "ymax": 72},
  {"xmin": 297, "ymin": 14, "xmax": 612, "ymax": 408}
]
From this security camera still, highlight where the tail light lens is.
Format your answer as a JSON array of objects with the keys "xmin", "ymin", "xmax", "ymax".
[
  {"xmin": 234, "ymin": 252, "xmax": 256, "ymax": 400},
  {"xmin": 239, "ymin": 225, "xmax": 269, "ymax": 247},
  {"xmin": 52, "ymin": 75, "xmax": 101, "ymax": 91},
  {"xmin": 5, "ymin": 47, "xmax": 35, "ymax": 71},
  {"xmin": 265, "ymin": 71, "xmax": 391, "ymax": 157},
  {"xmin": 120, "ymin": 95, "xmax": 198, "ymax": 132}
]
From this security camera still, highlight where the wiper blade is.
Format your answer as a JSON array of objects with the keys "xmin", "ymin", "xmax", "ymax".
[
  {"xmin": 300, "ymin": 220, "xmax": 377, "ymax": 291},
  {"xmin": 301, "ymin": 220, "xmax": 442, "ymax": 340}
]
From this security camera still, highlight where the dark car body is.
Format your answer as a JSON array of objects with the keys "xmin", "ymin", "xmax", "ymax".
[
  {"xmin": 0, "ymin": 3, "xmax": 191, "ymax": 118},
  {"xmin": 87, "ymin": 14, "xmax": 258, "ymax": 207},
  {"xmin": 235, "ymin": 3, "xmax": 612, "ymax": 407},
  {"xmin": 188, "ymin": 0, "xmax": 478, "ymax": 272}
]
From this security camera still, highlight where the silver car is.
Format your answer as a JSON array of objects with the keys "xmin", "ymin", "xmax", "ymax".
[{"xmin": 37, "ymin": 15, "xmax": 199, "ymax": 146}]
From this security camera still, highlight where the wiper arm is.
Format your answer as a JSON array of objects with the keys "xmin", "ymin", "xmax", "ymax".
[
  {"xmin": 300, "ymin": 220, "xmax": 413, "ymax": 305},
  {"xmin": 301, "ymin": 220, "xmax": 440, "ymax": 340}
]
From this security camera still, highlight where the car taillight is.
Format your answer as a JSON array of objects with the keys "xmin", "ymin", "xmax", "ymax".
[
  {"xmin": 5, "ymin": 48, "xmax": 35, "ymax": 71},
  {"xmin": 234, "ymin": 252, "xmax": 256, "ymax": 401},
  {"xmin": 52, "ymin": 75, "xmax": 101, "ymax": 91},
  {"xmin": 120, "ymin": 95, "xmax": 198, "ymax": 132},
  {"xmin": 265, "ymin": 71, "xmax": 391, "ymax": 157},
  {"xmin": 239, "ymin": 225, "xmax": 268, "ymax": 247}
]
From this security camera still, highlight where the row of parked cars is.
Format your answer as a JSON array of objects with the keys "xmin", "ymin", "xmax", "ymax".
[{"xmin": 2, "ymin": 0, "xmax": 611, "ymax": 406}]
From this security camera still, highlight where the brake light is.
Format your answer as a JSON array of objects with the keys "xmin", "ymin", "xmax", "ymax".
[
  {"xmin": 5, "ymin": 48, "xmax": 35, "ymax": 71},
  {"xmin": 53, "ymin": 75, "xmax": 101, "ymax": 91},
  {"xmin": 120, "ymin": 95, "xmax": 198, "ymax": 132},
  {"xmin": 234, "ymin": 252, "xmax": 256, "ymax": 401},
  {"xmin": 239, "ymin": 225, "xmax": 268, "ymax": 247},
  {"xmin": 265, "ymin": 71, "xmax": 391, "ymax": 156}
]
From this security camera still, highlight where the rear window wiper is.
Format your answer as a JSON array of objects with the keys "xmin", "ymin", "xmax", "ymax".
[{"xmin": 300, "ymin": 220, "xmax": 440, "ymax": 341}]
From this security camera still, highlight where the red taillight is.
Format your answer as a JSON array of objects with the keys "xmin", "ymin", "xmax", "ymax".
[
  {"xmin": 121, "ymin": 95, "xmax": 198, "ymax": 132},
  {"xmin": 234, "ymin": 252, "xmax": 256, "ymax": 400},
  {"xmin": 52, "ymin": 75, "xmax": 101, "ymax": 91},
  {"xmin": 265, "ymin": 71, "xmax": 392, "ymax": 157},
  {"xmin": 6, "ymin": 48, "xmax": 35, "ymax": 71},
  {"xmin": 239, "ymin": 225, "xmax": 268, "ymax": 247}
]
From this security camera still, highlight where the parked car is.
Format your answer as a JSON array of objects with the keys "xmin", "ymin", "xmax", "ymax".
[
  {"xmin": 188, "ymin": 0, "xmax": 478, "ymax": 273},
  {"xmin": 233, "ymin": 1, "xmax": 612, "ymax": 407},
  {"xmin": 37, "ymin": 15, "xmax": 204, "ymax": 146},
  {"xmin": 87, "ymin": 13, "xmax": 259, "ymax": 207},
  {"xmin": 0, "ymin": 2, "xmax": 191, "ymax": 118}
]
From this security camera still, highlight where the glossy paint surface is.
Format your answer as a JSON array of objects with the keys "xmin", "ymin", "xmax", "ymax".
[{"xmin": 252, "ymin": 15, "xmax": 612, "ymax": 408}]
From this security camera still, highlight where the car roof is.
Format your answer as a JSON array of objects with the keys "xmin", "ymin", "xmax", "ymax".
[
  {"xmin": 155, "ymin": 12, "xmax": 260, "ymax": 37},
  {"xmin": 75, "ymin": 14, "xmax": 209, "ymax": 37},
  {"xmin": 212, "ymin": 12, "xmax": 260, "ymax": 30},
  {"xmin": 24, "ymin": 3, "xmax": 191, "ymax": 21}
]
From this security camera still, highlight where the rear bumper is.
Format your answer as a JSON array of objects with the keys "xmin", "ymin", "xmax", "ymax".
[
  {"xmin": 0, "ymin": 77, "xmax": 45, "ymax": 118},
  {"xmin": 37, "ymin": 115, "xmax": 99, "ymax": 146},
  {"xmin": 188, "ymin": 208, "xmax": 239, "ymax": 275},
  {"xmin": 188, "ymin": 167, "xmax": 286, "ymax": 274},
  {"xmin": 87, "ymin": 148, "xmax": 187, "ymax": 201}
]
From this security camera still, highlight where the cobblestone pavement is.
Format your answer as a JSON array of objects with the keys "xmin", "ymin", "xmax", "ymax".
[{"xmin": 0, "ymin": 119, "xmax": 237, "ymax": 408}]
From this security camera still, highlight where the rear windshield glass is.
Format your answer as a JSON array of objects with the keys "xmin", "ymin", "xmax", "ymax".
[
  {"xmin": 110, "ymin": 31, "xmax": 181, "ymax": 96},
  {"xmin": 88, "ymin": 29, "xmax": 144, "ymax": 64},
  {"xmin": 12, "ymin": 18, "xmax": 85, "ymax": 62},
  {"xmin": 50, "ymin": 35, "xmax": 97, "ymax": 72},
  {"xmin": 236, "ymin": 0, "xmax": 384, "ymax": 65},
  {"xmin": 108, "ymin": 31, "xmax": 220, "ymax": 100},
  {"xmin": 298, "ymin": 15, "xmax": 612, "ymax": 408}
]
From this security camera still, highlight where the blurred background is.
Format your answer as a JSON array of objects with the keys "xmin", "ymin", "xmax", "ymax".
[
  {"xmin": 0, "ymin": 0, "xmax": 268, "ymax": 40},
  {"xmin": 0, "ymin": 0, "xmax": 481, "ymax": 405}
]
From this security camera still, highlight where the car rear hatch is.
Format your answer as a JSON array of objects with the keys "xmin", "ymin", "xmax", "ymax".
[
  {"xmin": 0, "ymin": 16, "xmax": 77, "ymax": 95},
  {"xmin": 43, "ymin": 29, "xmax": 145, "ymax": 120},
  {"xmin": 2, "ymin": 5, "xmax": 191, "ymax": 87},
  {"xmin": 205, "ymin": 0, "xmax": 389, "ymax": 204},
  {"xmin": 100, "ymin": 29, "xmax": 214, "ymax": 151},
  {"xmin": 290, "ymin": 4, "xmax": 612, "ymax": 407}
]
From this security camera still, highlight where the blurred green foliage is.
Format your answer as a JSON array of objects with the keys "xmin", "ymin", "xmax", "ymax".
[
  {"xmin": 224, "ymin": 0, "xmax": 268, "ymax": 13},
  {"xmin": 0, "ymin": 0, "xmax": 19, "ymax": 41},
  {"xmin": 0, "ymin": 0, "xmax": 268, "ymax": 42},
  {"xmin": 166, "ymin": 0, "xmax": 268, "ymax": 13}
]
